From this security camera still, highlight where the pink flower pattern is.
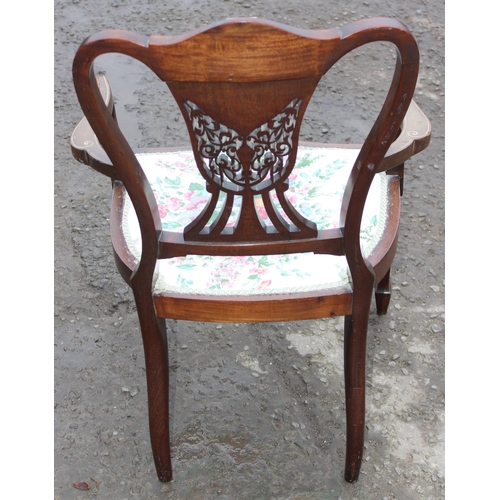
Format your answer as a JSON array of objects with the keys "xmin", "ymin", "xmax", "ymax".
[{"xmin": 127, "ymin": 148, "xmax": 386, "ymax": 294}]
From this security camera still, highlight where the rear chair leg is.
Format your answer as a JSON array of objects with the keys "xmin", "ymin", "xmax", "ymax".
[
  {"xmin": 134, "ymin": 289, "xmax": 173, "ymax": 482},
  {"xmin": 375, "ymin": 268, "xmax": 391, "ymax": 315},
  {"xmin": 343, "ymin": 303, "xmax": 369, "ymax": 482}
]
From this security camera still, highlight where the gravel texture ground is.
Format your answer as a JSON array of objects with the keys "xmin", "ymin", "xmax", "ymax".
[{"xmin": 53, "ymin": 1, "xmax": 445, "ymax": 498}]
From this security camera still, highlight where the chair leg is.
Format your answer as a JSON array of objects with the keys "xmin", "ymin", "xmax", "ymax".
[
  {"xmin": 343, "ymin": 298, "xmax": 370, "ymax": 482},
  {"xmin": 375, "ymin": 268, "xmax": 391, "ymax": 315},
  {"xmin": 133, "ymin": 290, "xmax": 172, "ymax": 482}
]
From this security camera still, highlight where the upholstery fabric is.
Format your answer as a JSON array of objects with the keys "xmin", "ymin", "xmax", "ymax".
[{"xmin": 122, "ymin": 147, "xmax": 389, "ymax": 295}]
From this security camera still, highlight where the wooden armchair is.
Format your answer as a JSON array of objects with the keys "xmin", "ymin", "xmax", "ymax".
[{"xmin": 71, "ymin": 17, "xmax": 431, "ymax": 483}]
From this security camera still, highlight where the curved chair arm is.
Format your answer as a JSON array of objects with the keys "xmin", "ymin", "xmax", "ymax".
[
  {"xmin": 70, "ymin": 75, "xmax": 116, "ymax": 177},
  {"xmin": 379, "ymin": 99, "xmax": 431, "ymax": 172},
  {"xmin": 70, "ymin": 77, "xmax": 430, "ymax": 181}
]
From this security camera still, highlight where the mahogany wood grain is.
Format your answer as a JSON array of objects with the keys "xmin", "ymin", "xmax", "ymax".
[{"xmin": 153, "ymin": 290, "xmax": 353, "ymax": 323}]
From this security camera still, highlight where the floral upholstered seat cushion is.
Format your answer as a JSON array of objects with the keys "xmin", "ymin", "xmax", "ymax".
[{"xmin": 122, "ymin": 147, "xmax": 389, "ymax": 295}]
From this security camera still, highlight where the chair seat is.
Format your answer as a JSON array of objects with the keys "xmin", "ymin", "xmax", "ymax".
[{"xmin": 122, "ymin": 146, "xmax": 391, "ymax": 296}]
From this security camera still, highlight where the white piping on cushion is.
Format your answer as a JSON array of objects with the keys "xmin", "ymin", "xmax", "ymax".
[{"xmin": 121, "ymin": 148, "xmax": 389, "ymax": 296}]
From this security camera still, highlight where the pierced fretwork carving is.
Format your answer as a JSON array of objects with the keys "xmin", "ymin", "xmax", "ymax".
[
  {"xmin": 246, "ymin": 98, "xmax": 301, "ymax": 190},
  {"xmin": 184, "ymin": 100, "xmax": 244, "ymax": 189},
  {"xmin": 184, "ymin": 98, "xmax": 302, "ymax": 192},
  {"xmin": 183, "ymin": 98, "xmax": 317, "ymax": 241}
]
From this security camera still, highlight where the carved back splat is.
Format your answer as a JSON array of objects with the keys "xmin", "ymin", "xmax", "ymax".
[{"xmin": 168, "ymin": 79, "xmax": 319, "ymax": 242}]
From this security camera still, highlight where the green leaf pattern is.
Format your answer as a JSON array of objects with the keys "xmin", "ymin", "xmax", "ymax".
[{"xmin": 123, "ymin": 149, "xmax": 388, "ymax": 295}]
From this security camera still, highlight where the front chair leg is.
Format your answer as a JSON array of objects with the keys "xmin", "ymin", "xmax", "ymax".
[
  {"xmin": 134, "ymin": 288, "xmax": 172, "ymax": 482},
  {"xmin": 343, "ymin": 305, "xmax": 369, "ymax": 482},
  {"xmin": 375, "ymin": 268, "xmax": 391, "ymax": 315}
]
